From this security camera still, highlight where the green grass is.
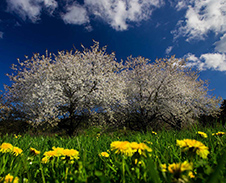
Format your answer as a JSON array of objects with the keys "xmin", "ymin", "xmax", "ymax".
[{"xmin": 0, "ymin": 125, "xmax": 226, "ymax": 182}]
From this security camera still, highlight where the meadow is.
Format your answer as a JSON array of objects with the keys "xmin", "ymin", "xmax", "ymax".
[{"xmin": 0, "ymin": 125, "xmax": 226, "ymax": 183}]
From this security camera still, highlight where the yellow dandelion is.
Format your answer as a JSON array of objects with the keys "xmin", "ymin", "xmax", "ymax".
[
  {"xmin": 197, "ymin": 131, "xmax": 208, "ymax": 138},
  {"xmin": 130, "ymin": 142, "xmax": 152, "ymax": 156},
  {"xmin": 168, "ymin": 161, "xmax": 193, "ymax": 174},
  {"xmin": 62, "ymin": 149, "xmax": 79, "ymax": 160},
  {"xmin": 30, "ymin": 147, "xmax": 40, "ymax": 155},
  {"xmin": 152, "ymin": 131, "xmax": 157, "ymax": 135},
  {"xmin": 176, "ymin": 139, "xmax": 209, "ymax": 159},
  {"xmin": 0, "ymin": 143, "xmax": 13, "ymax": 153},
  {"xmin": 134, "ymin": 159, "xmax": 142, "ymax": 165},
  {"xmin": 1, "ymin": 173, "xmax": 19, "ymax": 183},
  {"xmin": 188, "ymin": 171, "xmax": 195, "ymax": 178},
  {"xmin": 110, "ymin": 141, "xmax": 133, "ymax": 156},
  {"xmin": 14, "ymin": 134, "xmax": 21, "ymax": 139},
  {"xmin": 12, "ymin": 147, "xmax": 23, "ymax": 156},
  {"xmin": 43, "ymin": 150, "xmax": 57, "ymax": 158},
  {"xmin": 100, "ymin": 152, "xmax": 109, "ymax": 158},
  {"xmin": 212, "ymin": 132, "xmax": 225, "ymax": 136},
  {"xmin": 52, "ymin": 147, "xmax": 64, "ymax": 157},
  {"xmin": 160, "ymin": 164, "xmax": 167, "ymax": 172},
  {"xmin": 41, "ymin": 157, "xmax": 49, "ymax": 163}
]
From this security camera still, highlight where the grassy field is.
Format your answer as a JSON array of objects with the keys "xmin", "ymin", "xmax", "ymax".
[{"xmin": 0, "ymin": 125, "xmax": 226, "ymax": 183}]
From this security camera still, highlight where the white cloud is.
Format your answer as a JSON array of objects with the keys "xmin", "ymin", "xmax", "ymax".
[
  {"xmin": 214, "ymin": 33, "xmax": 226, "ymax": 53},
  {"xmin": 84, "ymin": 0, "xmax": 164, "ymax": 31},
  {"xmin": 5, "ymin": 0, "xmax": 164, "ymax": 30},
  {"xmin": 61, "ymin": 4, "xmax": 89, "ymax": 25},
  {"xmin": 174, "ymin": 0, "xmax": 226, "ymax": 41},
  {"xmin": 165, "ymin": 46, "xmax": 173, "ymax": 55},
  {"xmin": 6, "ymin": 0, "xmax": 58, "ymax": 23},
  {"xmin": 0, "ymin": 32, "xmax": 3, "ymax": 39},
  {"xmin": 185, "ymin": 52, "xmax": 226, "ymax": 71},
  {"xmin": 175, "ymin": 1, "xmax": 189, "ymax": 11}
]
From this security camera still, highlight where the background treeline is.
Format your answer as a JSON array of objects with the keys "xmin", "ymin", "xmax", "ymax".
[{"xmin": 0, "ymin": 42, "xmax": 223, "ymax": 136}]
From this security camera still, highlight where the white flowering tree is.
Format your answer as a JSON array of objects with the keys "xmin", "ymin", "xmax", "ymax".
[
  {"xmin": 3, "ymin": 42, "xmax": 221, "ymax": 133},
  {"xmin": 4, "ymin": 41, "xmax": 127, "ymax": 134},
  {"xmin": 122, "ymin": 56, "xmax": 221, "ymax": 131}
]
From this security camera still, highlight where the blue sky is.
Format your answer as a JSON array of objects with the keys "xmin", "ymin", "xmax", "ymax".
[{"xmin": 0, "ymin": 0, "xmax": 226, "ymax": 99}]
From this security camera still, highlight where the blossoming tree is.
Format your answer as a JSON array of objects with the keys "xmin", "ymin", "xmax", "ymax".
[
  {"xmin": 4, "ymin": 41, "xmax": 127, "ymax": 134},
  {"xmin": 122, "ymin": 55, "xmax": 221, "ymax": 131},
  {"xmin": 3, "ymin": 42, "xmax": 221, "ymax": 133}
]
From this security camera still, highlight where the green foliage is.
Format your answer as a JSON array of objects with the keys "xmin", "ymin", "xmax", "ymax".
[{"xmin": 0, "ymin": 126, "xmax": 225, "ymax": 182}]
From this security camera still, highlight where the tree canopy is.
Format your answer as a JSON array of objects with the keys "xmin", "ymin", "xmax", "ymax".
[{"xmin": 2, "ymin": 41, "xmax": 221, "ymax": 133}]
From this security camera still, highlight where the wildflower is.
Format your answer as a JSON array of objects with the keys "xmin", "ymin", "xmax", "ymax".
[
  {"xmin": 43, "ymin": 150, "xmax": 58, "ymax": 158},
  {"xmin": 41, "ymin": 157, "xmax": 49, "ymax": 163},
  {"xmin": 62, "ymin": 149, "xmax": 79, "ymax": 160},
  {"xmin": 14, "ymin": 134, "xmax": 21, "ymax": 139},
  {"xmin": 168, "ymin": 161, "xmax": 193, "ymax": 174},
  {"xmin": 160, "ymin": 164, "xmax": 167, "ymax": 172},
  {"xmin": 110, "ymin": 141, "xmax": 133, "ymax": 156},
  {"xmin": 52, "ymin": 147, "xmax": 64, "ymax": 157},
  {"xmin": 42, "ymin": 147, "xmax": 79, "ymax": 163},
  {"xmin": 100, "ymin": 152, "xmax": 109, "ymax": 158},
  {"xmin": 130, "ymin": 142, "xmax": 152, "ymax": 156},
  {"xmin": 134, "ymin": 159, "xmax": 142, "ymax": 165},
  {"xmin": 152, "ymin": 131, "xmax": 157, "ymax": 135},
  {"xmin": 188, "ymin": 171, "xmax": 195, "ymax": 178},
  {"xmin": 30, "ymin": 147, "xmax": 40, "ymax": 155},
  {"xmin": 1, "ymin": 173, "xmax": 19, "ymax": 183},
  {"xmin": 177, "ymin": 139, "xmax": 209, "ymax": 159},
  {"xmin": 197, "ymin": 131, "xmax": 208, "ymax": 138},
  {"xmin": 0, "ymin": 143, "xmax": 13, "ymax": 153},
  {"xmin": 0, "ymin": 143, "xmax": 22, "ymax": 156},
  {"xmin": 212, "ymin": 132, "xmax": 225, "ymax": 136},
  {"xmin": 12, "ymin": 147, "xmax": 23, "ymax": 156}
]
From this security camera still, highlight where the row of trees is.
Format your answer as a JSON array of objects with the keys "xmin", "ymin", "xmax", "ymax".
[{"xmin": 1, "ymin": 41, "xmax": 222, "ymax": 134}]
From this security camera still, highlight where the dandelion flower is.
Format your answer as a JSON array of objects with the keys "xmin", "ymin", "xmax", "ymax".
[
  {"xmin": 100, "ymin": 152, "xmax": 109, "ymax": 158},
  {"xmin": 188, "ymin": 171, "xmax": 195, "ymax": 178},
  {"xmin": 1, "ymin": 173, "xmax": 19, "ymax": 183},
  {"xmin": 212, "ymin": 132, "xmax": 225, "ymax": 136},
  {"xmin": 14, "ymin": 134, "xmax": 21, "ymax": 139},
  {"xmin": 176, "ymin": 139, "xmax": 209, "ymax": 159},
  {"xmin": 12, "ymin": 147, "xmax": 23, "ymax": 156},
  {"xmin": 42, "ymin": 147, "xmax": 79, "ymax": 163},
  {"xmin": 197, "ymin": 131, "xmax": 208, "ymax": 138},
  {"xmin": 130, "ymin": 142, "xmax": 152, "ymax": 156},
  {"xmin": 160, "ymin": 164, "xmax": 167, "ymax": 172},
  {"xmin": 0, "ymin": 143, "xmax": 13, "ymax": 153},
  {"xmin": 62, "ymin": 149, "xmax": 79, "ymax": 160},
  {"xmin": 152, "ymin": 131, "xmax": 157, "ymax": 135},
  {"xmin": 30, "ymin": 147, "xmax": 40, "ymax": 155},
  {"xmin": 168, "ymin": 161, "xmax": 193, "ymax": 174},
  {"xmin": 110, "ymin": 141, "xmax": 133, "ymax": 156},
  {"xmin": 52, "ymin": 147, "xmax": 64, "ymax": 157},
  {"xmin": 41, "ymin": 157, "xmax": 49, "ymax": 163}
]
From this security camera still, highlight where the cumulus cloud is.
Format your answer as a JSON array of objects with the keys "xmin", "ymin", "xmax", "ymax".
[
  {"xmin": 84, "ymin": 0, "xmax": 164, "ymax": 31},
  {"xmin": 6, "ymin": 0, "xmax": 58, "ymax": 23},
  {"xmin": 174, "ymin": 0, "xmax": 226, "ymax": 41},
  {"xmin": 214, "ymin": 33, "xmax": 226, "ymax": 53},
  {"xmin": 165, "ymin": 46, "xmax": 173, "ymax": 55},
  {"xmin": 5, "ymin": 0, "xmax": 164, "ymax": 30},
  {"xmin": 61, "ymin": 3, "xmax": 89, "ymax": 25},
  {"xmin": 0, "ymin": 32, "xmax": 3, "ymax": 39},
  {"xmin": 185, "ymin": 52, "xmax": 226, "ymax": 71}
]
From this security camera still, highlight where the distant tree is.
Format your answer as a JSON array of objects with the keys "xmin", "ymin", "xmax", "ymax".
[
  {"xmin": 4, "ymin": 41, "xmax": 127, "ymax": 135},
  {"xmin": 122, "ymin": 56, "xmax": 221, "ymax": 131}
]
